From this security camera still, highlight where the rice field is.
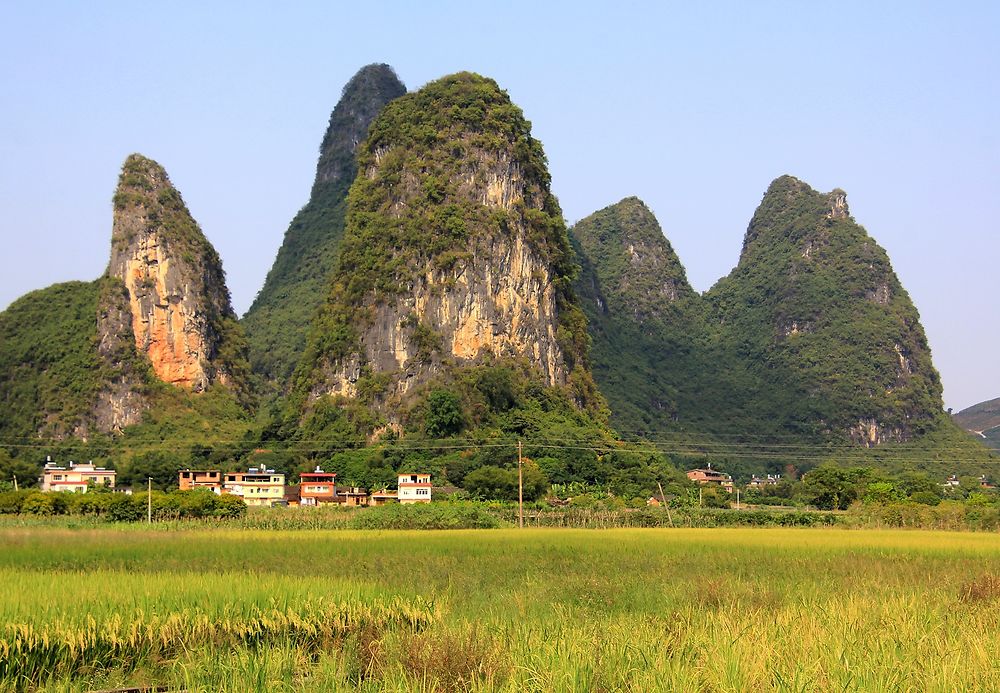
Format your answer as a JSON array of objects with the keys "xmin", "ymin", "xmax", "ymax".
[{"xmin": 2, "ymin": 526, "xmax": 1000, "ymax": 691}]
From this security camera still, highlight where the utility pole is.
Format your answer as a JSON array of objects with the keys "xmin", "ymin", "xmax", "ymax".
[
  {"xmin": 147, "ymin": 477, "xmax": 152, "ymax": 524},
  {"xmin": 736, "ymin": 488, "xmax": 741, "ymax": 510},
  {"xmin": 518, "ymin": 440, "xmax": 524, "ymax": 529},
  {"xmin": 699, "ymin": 486, "xmax": 703, "ymax": 507},
  {"xmin": 657, "ymin": 481, "xmax": 674, "ymax": 528},
  {"xmin": 12, "ymin": 475, "xmax": 18, "ymax": 492}
]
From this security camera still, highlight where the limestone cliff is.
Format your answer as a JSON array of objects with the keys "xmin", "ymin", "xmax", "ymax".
[
  {"xmin": 705, "ymin": 175, "xmax": 943, "ymax": 445},
  {"xmin": 243, "ymin": 64, "xmax": 406, "ymax": 386},
  {"xmin": 109, "ymin": 154, "xmax": 248, "ymax": 394},
  {"xmin": 93, "ymin": 277, "xmax": 149, "ymax": 432},
  {"xmin": 299, "ymin": 72, "xmax": 597, "ymax": 418}
]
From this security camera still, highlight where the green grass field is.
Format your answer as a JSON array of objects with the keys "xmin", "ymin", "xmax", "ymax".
[{"xmin": 2, "ymin": 526, "xmax": 1000, "ymax": 691}]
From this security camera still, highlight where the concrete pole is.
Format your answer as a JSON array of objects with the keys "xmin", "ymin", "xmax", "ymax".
[
  {"xmin": 518, "ymin": 440, "xmax": 524, "ymax": 529},
  {"xmin": 147, "ymin": 477, "xmax": 152, "ymax": 524}
]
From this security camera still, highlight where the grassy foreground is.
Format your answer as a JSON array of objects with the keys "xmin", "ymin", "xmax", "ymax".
[{"xmin": 2, "ymin": 527, "xmax": 1000, "ymax": 691}]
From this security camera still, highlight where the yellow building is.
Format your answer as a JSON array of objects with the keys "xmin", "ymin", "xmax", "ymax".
[
  {"xmin": 223, "ymin": 465, "xmax": 285, "ymax": 507},
  {"xmin": 40, "ymin": 460, "xmax": 116, "ymax": 493}
]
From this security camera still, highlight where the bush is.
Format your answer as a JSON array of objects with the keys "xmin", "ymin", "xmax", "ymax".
[
  {"xmin": 909, "ymin": 491, "xmax": 941, "ymax": 506},
  {"xmin": 0, "ymin": 490, "xmax": 29, "ymax": 514},
  {"xmin": 348, "ymin": 502, "xmax": 502, "ymax": 530},
  {"xmin": 21, "ymin": 493, "xmax": 54, "ymax": 516},
  {"xmin": 106, "ymin": 495, "xmax": 144, "ymax": 522}
]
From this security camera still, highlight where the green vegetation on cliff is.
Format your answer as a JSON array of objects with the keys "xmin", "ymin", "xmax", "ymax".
[
  {"xmin": 242, "ymin": 64, "xmax": 406, "ymax": 387},
  {"xmin": 296, "ymin": 72, "xmax": 602, "ymax": 419},
  {"xmin": 0, "ymin": 281, "xmax": 107, "ymax": 442},
  {"xmin": 705, "ymin": 176, "xmax": 942, "ymax": 442},
  {"xmin": 571, "ymin": 197, "xmax": 704, "ymax": 435}
]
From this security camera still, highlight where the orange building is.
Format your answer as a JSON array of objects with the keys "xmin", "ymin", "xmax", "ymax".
[
  {"xmin": 370, "ymin": 489, "xmax": 398, "ymax": 506},
  {"xmin": 336, "ymin": 486, "xmax": 369, "ymax": 507},
  {"xmin": 299, "ymin": 467, "xmax": 337, "ymax": 506},
  {"xmin": 178, "ymin": 469, "xmax": 223, "ymax": 493},
  {"xmin": 686, "ymin": 465, "xmax": 734, "ymax": 493}
]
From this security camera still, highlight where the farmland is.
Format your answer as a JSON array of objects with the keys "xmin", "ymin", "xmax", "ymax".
[{"xmin": 2, "ymin": 527, "xmax": 1000, "ymax": 691}]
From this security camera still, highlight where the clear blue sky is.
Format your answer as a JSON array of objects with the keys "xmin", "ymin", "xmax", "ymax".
[{"xmin": 1, "ymin": 2, "xmax": 997, "ymax": 411}]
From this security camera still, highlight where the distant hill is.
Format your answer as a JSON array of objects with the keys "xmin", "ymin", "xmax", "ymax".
[
  {"xmin": 954, "ymin": 398, "xmax": 1000, "ymax": 450},
  {"xmin": 704, "ymin": 175, "xmax": 943, "ymax": 445},
  {"xmin": 571, "ymin": 177, "xmax": 997, "ymax": 478}
]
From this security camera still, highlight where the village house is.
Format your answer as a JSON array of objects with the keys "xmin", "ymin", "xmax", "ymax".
[
  {"xmin": 397, "ymin": 473, "xmax": 432, "ymax": 504},
  {"xmin": 335, "ymin": 487, "xmax": 370, "ymax": 507},
  {"xmin": 748, "ymin": 474, "xmax": 781, "ymax": 489},
  {"xmin": 686, "ymin": 465, "xmax": 734, "ymax": 493},
  {"xmin": 299, "ymin": 467, "xmax": 337, "ymax": 506},
  {"xmin": 40, "ymin": 459, "xmax": 116, "ymax": 493},
  {"xmin": 223, "ymin": 465, "xmax": 285, "ymax": 507},
  {"xmin": 370, "ymin": 488, "xmax": 399, "ymax": 506},
  {"xmin": 178, "ymin": 469, "xmax": 223, "ymax": 494}
]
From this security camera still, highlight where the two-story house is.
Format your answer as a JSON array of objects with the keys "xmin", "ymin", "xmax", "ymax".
[
  {"xmin": 397, "ymin": 473, "xmax": 432, "ymax": 504},
  {"xmin": 178, "ymin": 469, "xmax": 223, "ymax": 494}
]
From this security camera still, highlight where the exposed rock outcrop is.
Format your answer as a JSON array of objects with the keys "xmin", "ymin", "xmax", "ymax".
[
  {"xmin": 243, "ymin": 64, "xmax": 407, "ymax": 386},
  {"xmin": 93, "ymin": 277, "xmax": 149, "ymax": 432},
  {"xmin": 301, "ymin": 72, "xmax": 596, "ymax": 415},
  {"xmin": 108, "ymin": 154, "xmax": 247, "ymax": 393}
]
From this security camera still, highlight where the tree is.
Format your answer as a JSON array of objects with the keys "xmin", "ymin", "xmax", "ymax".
[
  {"xmin": 120, "ymin": 451, "xmax": 180, "ymax": 491},
  {"xmin": 463, "ymin": 465, "xmax": 515, "ymax": 500},
  {"xmin": 863, "ymin": 482, "xmax": 904, "ymax": 505},
  {"xmin": 0, "ymin": 451, "xmax": 41, "ymax": 489},
  {"xmin": 798, "ymin": 465, "xmax": 868, "ymax": 510},
  {"xmin": 700, "ymin": 484, "xmax": 731, "ymax": 509},
  {"xmin": 425, "ymin": 390, "xmax": 464, "ymax": 437},
  {"xmin": 520, "ymin": 459, "xmax": 549, "ymax": 501},
  {"xmin": 475, "ymin": 367, "xmax": 518, "ymax": 413}
]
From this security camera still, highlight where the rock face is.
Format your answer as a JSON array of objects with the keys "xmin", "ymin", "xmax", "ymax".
[
  {"xmin": 243, "ymin": 64, "xmax": 406, "ymax": 386},
  {"xmin": 301, "ymin": 73, "xmax": 594, "ymax": 414},
  {"xmin": 706, "ymin": 175, "xmax": 943, "ymax": 444},
  {"xmin": 93, "ymin": 278, "xmax": 149, "ymax": 432},
  {"xmin": 109, "ymin": 154, "xmax": 246, "ymax": 393},
  {"xmin": 571, "ymin": 198, "xmax": 704, "ymax": 432}
]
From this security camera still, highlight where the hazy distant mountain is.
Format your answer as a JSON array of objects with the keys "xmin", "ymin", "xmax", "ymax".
[{"xmin": 954, "ymin": 398, "xmax": 1000, "ymax": 450}]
